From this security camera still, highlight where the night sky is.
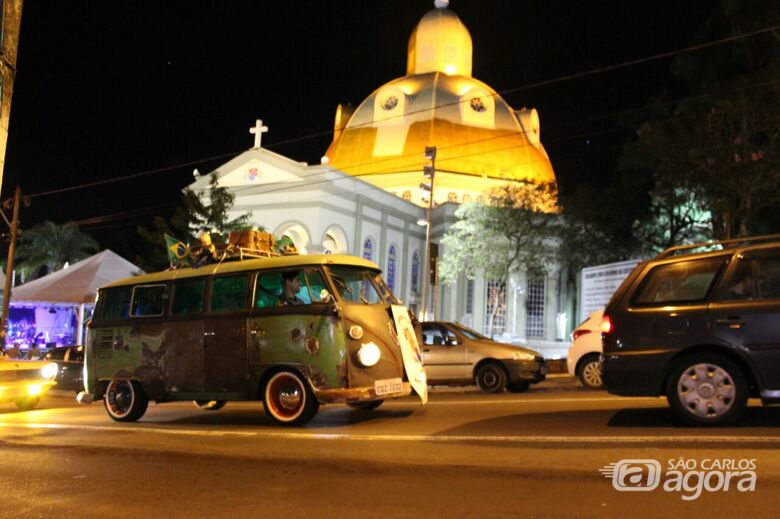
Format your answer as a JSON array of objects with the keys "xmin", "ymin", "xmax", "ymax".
[{"xmin": 4, "ymin": 0, "xmax": 717, "ymax": 258}]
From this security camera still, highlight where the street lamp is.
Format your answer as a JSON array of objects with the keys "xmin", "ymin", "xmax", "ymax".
[{"xmin": 420, "ymin": 146, "xmax": 436, "ymax": 321}]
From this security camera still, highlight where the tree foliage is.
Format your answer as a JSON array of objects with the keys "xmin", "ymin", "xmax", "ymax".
[
  {"xmin": 616, "ymin": 1, "xmax": 780, "ymax": 242},
  {"xmin": 439, "ymin": 182, "xmax": 559, "ymax": 284},
  {"xmin": 14, "ymin": 221, "xmax": 99, "ymax": 281},
  {"xmin": 136, "ymin": 173, "xmax": 253, "ymax": 271}
]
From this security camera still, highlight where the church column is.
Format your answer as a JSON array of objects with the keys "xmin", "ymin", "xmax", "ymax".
[
  {"xmin": 353, "ymin": 194, "xmax": 363, "ymax": 256},
  {"xmin": 401, "ymin": 218, "xmax": 410, "ymax": 304},
  {"xmin": 379, "ymin": 207, "xmax": 388, "ymax": 271}
]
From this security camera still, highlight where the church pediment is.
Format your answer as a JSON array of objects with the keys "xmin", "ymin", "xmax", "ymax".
[{"xmin": 192, "ymin": 148, "xmax": 308, "ymax": 190}]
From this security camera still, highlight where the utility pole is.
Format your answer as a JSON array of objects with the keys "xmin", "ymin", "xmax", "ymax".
[
  {"xmin": 0, "ymin": 186, "xmax": 22, "ymax": 348},
  {"xmin": 420, "ymin": 146, "xmax": 436, "ymax": 321}
]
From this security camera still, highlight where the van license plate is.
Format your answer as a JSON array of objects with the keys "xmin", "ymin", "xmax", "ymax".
[{"xmin": 375, "ymin": 378, "xmax": 403, "ymax": 395}]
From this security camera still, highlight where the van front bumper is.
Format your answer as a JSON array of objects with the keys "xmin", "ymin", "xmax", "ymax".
[{"xmin": 314, "ymin": 382, "xmax": 413, "ymax": 404}]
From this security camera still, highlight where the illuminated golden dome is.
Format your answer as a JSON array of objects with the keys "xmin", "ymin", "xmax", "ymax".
[{"xmin": 324, "ymin": 2, "xmax": 556, "ymax": 208}]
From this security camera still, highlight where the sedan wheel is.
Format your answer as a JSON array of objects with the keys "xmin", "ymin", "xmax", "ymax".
[
  {"xmin": 578, "ymin": 355, "xmax": 604, "ymax": 389},
  {"xmin": 476, "ymin": 363, "xmax": 507, "ymax": 393},
  {"xmin": 666, "ymin": 354, "xmax": 747, "ymax": 426},
  {"xmin": 15, "ymin": 396, "xmax": 40, "ymax": 411}
]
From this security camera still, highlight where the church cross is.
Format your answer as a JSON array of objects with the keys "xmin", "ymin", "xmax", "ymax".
[{"xmin": 249, "ymin": 119, "xmax": 269, "ymax": 149}]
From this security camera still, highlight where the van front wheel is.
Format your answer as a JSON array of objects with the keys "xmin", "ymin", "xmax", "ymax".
[
  {"xmin": 666, "ymin": 354, "xmax": 748, "ymax": 426},
  {"xmin": 263, "ymin": 370, "xmax": 319, "ymax": 426},
  {"xmin": 104, "ymin": 380, "xmax": 148, "ymax": 422}
]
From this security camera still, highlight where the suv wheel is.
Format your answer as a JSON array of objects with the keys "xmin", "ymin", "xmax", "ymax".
[
  {"xmin": 577, "ymin": 354, "xmax": 604, "ymax": 389},
  {"xmin": 665, "ymin": 354, "xmax": 748, "ymax": 426}
]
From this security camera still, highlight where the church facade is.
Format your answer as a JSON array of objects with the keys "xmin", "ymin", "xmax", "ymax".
[{"xmin": 189, "ymin": 1, "xmax": 571, "ymax": 354}]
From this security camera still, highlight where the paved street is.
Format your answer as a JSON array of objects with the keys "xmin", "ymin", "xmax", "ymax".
[{"xmin": 1, "ymin": 380, "xmax": 778, "ymax": 518}]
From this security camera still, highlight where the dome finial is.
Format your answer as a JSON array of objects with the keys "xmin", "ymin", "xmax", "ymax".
[{"xmin": 434, "ymin": 0, "xmax": 449, "ymax": 8}]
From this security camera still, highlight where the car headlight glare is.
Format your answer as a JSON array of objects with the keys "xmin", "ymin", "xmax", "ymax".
[
  {"xmin": 41, "ymin": 363, "xmax": 59, "ymax": 380},
  {"xmin": 357, "ymin": 342, "xmax": 381, "ymax": 367},
  {"xmin": 513, "ymin": 351, "xmax": 536, "ymax": 362}
]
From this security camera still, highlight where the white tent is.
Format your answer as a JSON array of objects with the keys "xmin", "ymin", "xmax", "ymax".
[{"xmin": 10, "ymin": 250, "xmax": 141, "ymax": 344}]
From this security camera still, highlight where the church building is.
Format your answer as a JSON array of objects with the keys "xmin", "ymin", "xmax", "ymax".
[{"xmin": 189, "ymin": 1, "xmax": 569, "ymax": 355}]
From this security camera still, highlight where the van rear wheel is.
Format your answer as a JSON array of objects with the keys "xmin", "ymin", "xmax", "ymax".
[
  {"xmin": 193, "ymin": 400, "xmax": 227, "ymax": 411},
  {"xmin": 104, "ymin": 380, "xmax": 149, "ymax": 422},
  {"xmin": 666, "ymin": 353, "xmax": 748, "ymax": 426},
  {"xmin": 263, "ymin": 370, "xmax": 319, "ymax": 426}
]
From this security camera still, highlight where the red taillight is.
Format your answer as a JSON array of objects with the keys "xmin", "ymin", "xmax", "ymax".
[
  {"xmin": 571, "ymin": 329, "xmax": 591, "ymax": 341},
  {"xmin": 600, "ymin": 315, "xmax": 613, "ymax": 334}
]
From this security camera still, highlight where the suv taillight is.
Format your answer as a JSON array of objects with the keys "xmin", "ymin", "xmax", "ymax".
[
  {"xmin": 600, "ymin": 315, "xmax": 613, "ymax": 334},
  {"xmin": 571, "ymin": 329, "xmax": 591, "ymax": 341}
]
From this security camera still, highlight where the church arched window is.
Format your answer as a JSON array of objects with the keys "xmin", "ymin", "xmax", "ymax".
[
  {"xmin": 387, "ymin": 245, "xmax": 397, "ymax": 292},
  {"xmin": 411, "ymin": 250, "xmax": 421, "ymax": 294},
  {"xmin": 362, "ymin": 238, "xmax": 374, "ymax": 261}
]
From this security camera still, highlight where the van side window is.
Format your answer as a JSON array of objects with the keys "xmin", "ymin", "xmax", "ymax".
[
  {"xmin": 101, "ymin": 286, "xmax": 132, "ymax": 320},
  {"xmin": 130, "ymin": 285, "xmax": 168, "ymax": 317},
  {"xmin": 720, "ymin": 250, "xmax": 780, "ymax": 301},
  {"xmin": 210, "ymin": 275, "xmax": 249, "ymax": 312},
  {"xmin": 633, "ymin": 258, "xmax": 724, "ymax": 305},
  {"xmin": 171, "ymin": 278, "xmax": 206, "ymax": 315}
]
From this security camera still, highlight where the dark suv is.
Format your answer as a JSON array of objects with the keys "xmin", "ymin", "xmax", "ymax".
[{"xmin": 602, "ymin": 235, "xmax": 780, "ymax": 426}]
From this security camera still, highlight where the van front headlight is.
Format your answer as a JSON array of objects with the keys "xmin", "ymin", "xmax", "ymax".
[
  {"xmin": 41, "ymin": 363, "xmax": 59, "ymax": 380},
  {"xmin": 357, "ymin": 342, "xmax": 381, "ymax": 367}
]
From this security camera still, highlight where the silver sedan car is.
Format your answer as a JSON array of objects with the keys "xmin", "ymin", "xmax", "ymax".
[{"xmin": 419, "ymin": 321, "xmax": 547, "ymax": 393}]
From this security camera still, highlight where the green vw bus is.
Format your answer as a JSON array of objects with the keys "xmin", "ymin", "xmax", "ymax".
[{"xmin": 80, "ymin": 254, "xmax": 427, "ymax": 425}]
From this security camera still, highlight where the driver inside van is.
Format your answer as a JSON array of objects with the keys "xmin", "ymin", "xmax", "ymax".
[{"xmin": 277, "ymin": 271, "xmax": 304, "ymax": 306}]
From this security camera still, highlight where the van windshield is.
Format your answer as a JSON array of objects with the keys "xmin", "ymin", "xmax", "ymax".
[{"xmin": 326, "ymin": 266, "xmax": 397, "ymax": 305}]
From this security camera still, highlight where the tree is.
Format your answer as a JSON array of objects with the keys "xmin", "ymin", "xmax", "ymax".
[
  {"xmin": 14, "ymin": 221, "xmax": 99, "ymax": 281},
  {"xmin": 439, "ymin": 182, "xmax": 558, "ymax": 336},
  {"xmin": 616, "ymin": 0, "xmax": 780, "ymax": 241},
  {"xmin": 136, "ymin": 173, "xmax": 253, "ymax": 271}
]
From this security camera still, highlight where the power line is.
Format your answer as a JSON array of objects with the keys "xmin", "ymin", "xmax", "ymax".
[{"xmin": 20, "ymin": 23, "xmax": 780, "ymax": 202}]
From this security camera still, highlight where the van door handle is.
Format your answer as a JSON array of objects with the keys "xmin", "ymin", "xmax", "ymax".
[{"xmin": 716, "ymin": 318, "xmax": 745, "ymax": 329}]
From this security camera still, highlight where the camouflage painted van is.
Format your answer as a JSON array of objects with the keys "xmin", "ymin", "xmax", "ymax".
[{"xmin": 80, "ymin": 254, "xmax": 427, "ymax": 425}]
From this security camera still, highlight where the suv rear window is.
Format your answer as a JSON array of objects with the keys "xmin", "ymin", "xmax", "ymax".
[{"xmin": 633, "ymin": 257, "xmax": 725, "ymax": 305}]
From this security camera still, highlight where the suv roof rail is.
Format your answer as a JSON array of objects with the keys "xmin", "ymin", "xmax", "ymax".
[{"xmin": 657, "ymin": 234, "xmax": 780, "ymax": 259}]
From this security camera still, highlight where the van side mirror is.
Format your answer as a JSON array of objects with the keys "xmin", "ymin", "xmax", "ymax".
[{"xmin": 320, "ymin": 289, "xmax": 332, "ymax": 303}]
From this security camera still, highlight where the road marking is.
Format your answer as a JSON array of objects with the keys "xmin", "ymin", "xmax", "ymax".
[
  {"xmin": 1, "ymin": 421, "xmax": 779, "ymax": 444},
  {"xmin": 419, "ymin": 396, "xmax": 664, "ymax": 405}
]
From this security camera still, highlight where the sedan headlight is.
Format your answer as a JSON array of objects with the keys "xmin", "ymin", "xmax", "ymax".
[
  {"xmin": 357, "ymin": 342, "xmax": 381, "ymax": 367},
  {"xmin": 512, "ymin": 351, "xmax": 536, "ymax": 362},
  {"xmin": 41, "ymin": 363, "xmax": 59, "ymax": 380}
]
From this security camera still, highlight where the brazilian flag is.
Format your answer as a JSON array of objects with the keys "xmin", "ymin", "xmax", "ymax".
[{"xmin": 165, "ymin": 234, "xmax": 189, "ymax": 264}]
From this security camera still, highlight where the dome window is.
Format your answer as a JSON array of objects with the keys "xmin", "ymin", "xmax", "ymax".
[
  {"xmin": 382, "ymin": 96, "xmax": 399, "ymax": 111},
  {"xmin": 469, "ymin": 97, "xmax": 487, "ymax": 113}
]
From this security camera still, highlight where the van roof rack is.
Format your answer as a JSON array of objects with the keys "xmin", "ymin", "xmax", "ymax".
[{"xmin": 657, "ymin": 234, "xmax": 780, "ymax": 259}]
